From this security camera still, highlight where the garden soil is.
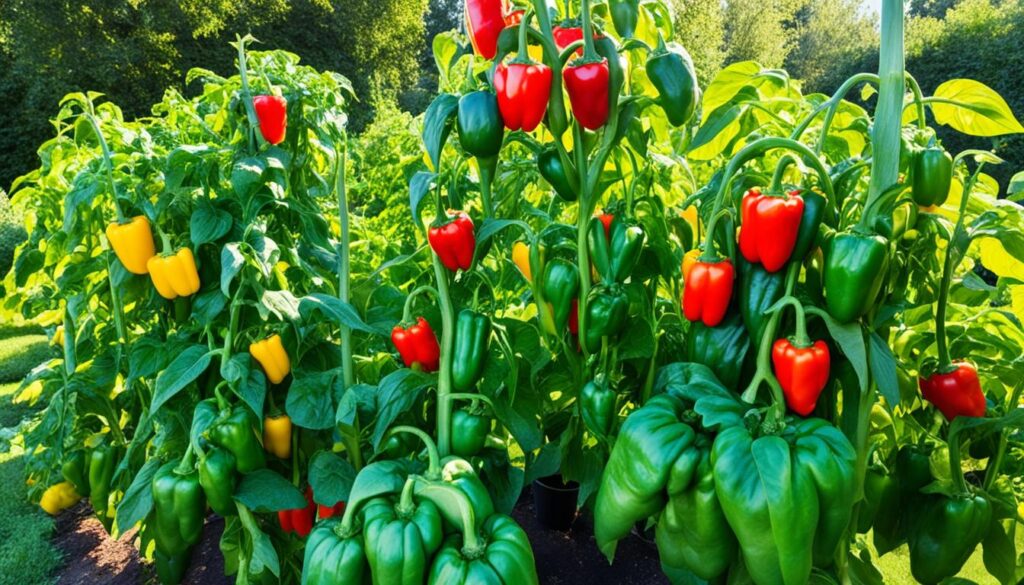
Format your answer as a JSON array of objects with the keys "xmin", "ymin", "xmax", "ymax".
[{"xmin": 49, "ymin": 488, "xmax": 667, "ymax": 584}]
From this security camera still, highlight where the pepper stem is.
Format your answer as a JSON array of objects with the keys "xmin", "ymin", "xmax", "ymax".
[
  {"xmin": 698, "ymin": 208, "xmax": 733, "ymax": 262},
  {"xmin": 776, "ymin": 295, "xmax": 811, "ymax": 348},
  {"xmin": 448, "ymin": 392, "xmax": 495, "ymax": 410},
  {"xmin": 516, "ymin": 10, "xmax": 534, "ymax": 63},
  {"xmin": 935, "ymin": 162, "xmax": 983, "ymax": 369},
  {"xmin": 947, "ymin": 420, "xmax": 969, "ymax": 495},
  {"xmin": 402, "ymin": 286, "xmax": 441, "ymax": 323},
  {"xmin": 388, "ymin": 425, "xmax": 442, "ymax": 479},
  {"xmin": 397, "ymin": 476, "xmax": 418, "ymax": 515},
  {"xmin": 174, "ymin": 443, "xmax": 196, "ymax": 476},
  {"xmin": 159, "ymin": 231, "xmax": 173, "ymax": 255},
  {"xmin": 579, "ymin": 0, "xmax": 598, "ymax": 62}
]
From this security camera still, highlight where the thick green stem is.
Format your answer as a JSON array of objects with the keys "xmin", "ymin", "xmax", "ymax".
[
  {"xmin": 388, "ymin": 425, "xmax": 442, "ymax": 478},
  {"xmin": 62, "ymin": 309, "xmax": 77, "ymax": 375},
  {"xmin": 414, "ymin": 479, "xmax": 481, "ymax": 552},
  {"xmin": 397, "ymin": 476, "xmax": 418, "ymax": 514},
  {"xmin": 530, "ymin": 0, "xmax": 569, "ymax": 136},
  {"xmin": 336, "ymin": 138, "xmax": 354, "ymax": 390},
  {"xmin": 776, "ymin": 295, "xmax": 811, "ymax": 347},
  {"xmin": 904, "ymin": 73, "xmax": 927, "ymax": 130},
  {"xmin": 865, "ymin": 0, "xmax": 905, "ymax": 207},
  {"xmin": 580, "ymin": 0, "xmax": 598, "ymax": 62},
  {"xmin": 86, "ymin": 112, "xmax": 126, "ymax": 223},
  {"xmin": 174, "ymin": 443, "xmax": 196, "ymax": 476},
  {"xmin": 431, "ymin": 252, "xmax": 457, "ymax": 457},
  {"xmin": 236, "ymin": 35, "xmax": 263, "ymax": 150},
  {"xmin": 790, "ymin": 73, "xmax": 879, "ymax": 142},
  {"xmin": 935, "ymin": 166, "xmax": 982, "ymax": 369},
  {"xmin": 403, "ymin": 286, "xmax": 442, "ymax": 322},
  {"xmin": 574, "ymin": 123, "xmax": 593, "ymax": 359},
  {"xmin": 948, "ymin": 423, "xmax": 969, "ymax": 495},
  {"xmin": 223, "ymin": 293, "xmax": 243, "ymax": 364},
  {"xmin": 984, "ymin": 382, "xmax": 1024, "ymax": 490},
  {"xmin": 479, "ymin": 157, "xmax": 496, "ymax": 218}
]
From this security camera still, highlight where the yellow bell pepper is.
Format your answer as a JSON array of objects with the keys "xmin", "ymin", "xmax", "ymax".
[
  {"xmin": 250, "ymin": 334, "xmax": 290, "ymax": 384},
  {"xmin": 147, "ymin": 248, "xmax": 201, "ymax": 300},
  {"xmin": 264, "ymin": 414, "xmax": 292, "ymax": 459},
  {"xmin": 682, "ymin": 248, "xmax": 701, "ymax": 280},
  {"xmin": 512, "ymin": 241, "xmax": 532, "ymax": 282},
  {"xmin": 40, "ymin": 481, "xmax": 81, "ymax": 515},
  {"xmin": 105, "ymin": 216, "xmax": 156, "ymax": 274}
]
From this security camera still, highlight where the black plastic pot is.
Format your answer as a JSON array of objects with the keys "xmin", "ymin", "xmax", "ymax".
[{"xmin": 532, "ymin": 474, "xmax": 580, "ymax": 531}]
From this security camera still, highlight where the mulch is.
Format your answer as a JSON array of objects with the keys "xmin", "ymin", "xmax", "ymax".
[{"xmin": 49, "ymin": 487, "xmax": 665, "ymax": 584}]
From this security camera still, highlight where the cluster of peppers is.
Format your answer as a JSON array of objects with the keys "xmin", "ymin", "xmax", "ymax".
[
  {"xmin": 302, "ymin": 434, "xmax": 538, "ymax": 585},
  {"xmin": 105, "ymin": 215, "xmax": 201, "ymax": 301},
  {"xmin": 595, "ymin": 388, "xmax": 857, "ymax": 585},
  {"xmin": 50, "ymin": 443, "xmax": 119, "ymax": 528}
]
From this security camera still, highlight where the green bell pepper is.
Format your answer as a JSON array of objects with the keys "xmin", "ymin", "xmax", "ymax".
[
  {"xmin": 911, "ymin": 145, "xmax": 953, "ymax": 207},
  {"xmin": 609, "ymin": 0, "xmax": 639, "ymax": 38},
  {"xmin": 790, "ymin": 189, "xmax": 827, "ymax": 262},
  {"xmin": 304, "ymin": 519, "xmax": 371, "ymax": 585},
  {"xmin": 645, "ymin": 36, "xmax": 700, "ymax": 127},
  {"xmin": 198, "ymin": 446, "xmax": 237, "ymax": 517},
  {"xmin": 685, "ymin": 312, "xmax": 751, "ymax": 391},
  {"xmin": 584, "ymin": 287, "xmax": 629, "ymax": 353},
  {"xmin": 738, "ymin": 259, "xmax": 786, "ymax": 343},
  {"xmin": 594, "ymin": 394, "xmax": 735, "ymax": 581},
  {"xmin": 824, "ymin": 231, "xmax": 889, "ymax": 323},
  {"xmin": 363, "ymin": 478, "xmax": 444, "ymax": 584},
  {"xmin": 451, "ymin": 408, "xmax": 491, "ymax": 458},
  {"xmin": 537, "ymin": 146, "xmax": 577, "ymax": 202},
  {"xmin": 152, "ymin": 455, "xmax": 206, "ymax": 584},
  {"xmin": 541, "ymin": 258, "xmax": 579, "ymax": 334},
  {"xmin": 427, "ymin": 514, "xmax": 539, "ymax": 585},
  {"xmin": 656, "ymin": 444, "xmax": 737, "ymax": 583},
  {"xmin": 711, "ymin": 417, "xmax": 857, "ymax": 585},
  {"xmin": 89, "ymin": 444, "xmax": 118, "ymax": 525},
  {"xmin": 580, "ymin": 377, "xmax": 616, "ymax": 440},
  {"xmin": 207, "ymin": 406, "xmax": 265, "ymax": 473},
  {"xmin": 438, "ymin": 457, "xmax": 494, "ymax": 532},
  {"xmin": 908, "ymin": 493, "xmax": 991, "ymax": 584},
  {"xmin": 588, "ymin": 215, "xmax": 645, "ymax": 285},
  {"xmin": 62, "ymin": 450, "xmax": 90, "ymax": 497},
  {"xmin": 874, "ymin": 200, "xmax": 918, "ymax": 241},
  {"xmin": 856, "ymin": 466, "xmax": 899, "ymax": 534},
  {"xmin": 456, "ymin": 91, "xmax": 504, "ymax": 160},
  {"xmin": 452, "ymin": 309, "xmax": 491, "ymax": 392},
  {"xmin": 874, "ymin": 444, "xmax": 934, "ymax": 554}
]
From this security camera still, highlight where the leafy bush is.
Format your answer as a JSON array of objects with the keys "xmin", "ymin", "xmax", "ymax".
[{"xmin": 0, "ymin": 191, "xmax": 26, "ymax": 283}]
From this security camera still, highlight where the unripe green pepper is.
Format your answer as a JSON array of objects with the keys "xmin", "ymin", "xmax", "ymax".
[
  {"xmin": 541, "ymin": 258, "xmax": 580, "ymax": 334},
  {"xmin": 207, "ymin": 406, "xmax": 265, "ymax": 473},
  {"xmin": 456, "ymin": 90, "xmax": 504, "ymax": 160},
  {"xmin": 738, "ymin": 259, "xmax": 785, "ymax": 342},
  {"xmin": 908, "ymin": 493, "xmax": 991, "ymax": 584},
  {"xmin": 609, "ymin": 0, "xmax": 639, "ymax": 38},
  {"xmin": 89, "ymin": 444, "xmax": 118, "ymax": 525},
  {"xmin": 537, "ymin": 147, "xmax": 577, "ymax": 202},
  {"xmin": 152, "ymin": 455, "xmax": 205, "ymax": 584},
  {"xmin": 686, "ymin": 313, "xmax": 751, "ymax": 391},
  {"xmin": 645, "ymin": 36, "xmax": 700, "ymax": 127},
  {"xmin": 823, "ymin": 231, "xmax": 889, "ymax": 323},
  {"xmin": 362, "ymin": 482, "xmax": 443, "ymax": 584},
  {"xmin": 198, "ymin": 446, "xmax": 237, "ymax": 517},
  {"xmin": 451, "ymin": 309, "xmax": 490, "ymax": 392},
  {"xmin": 450, "ymin": 408, "xmax": 490, "ymax": 458},
  {"xmin": 911, "ymin": 146, "xmax": 953, "ymax": 207},
  {"xmin": 584, "ymin": 287, "xmax": 629, "ymax": 353},
  {"xmin": 62, "ymin": 450, "xmax": 91, "ymax": 497},
  {"xmin": 580, "ymin": 378, "xmax": 616, "ymax": 439}
]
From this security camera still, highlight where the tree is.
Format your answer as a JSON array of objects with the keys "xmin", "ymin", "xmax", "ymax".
[
  {"xmin": 785, "ymin": 0, "xmax": 877, "ymax": 91},
  {"xmin": 722, "ymin": 0, "xmax": 808, "ymax": 68},
  {"xmin": 669, "ymin": 0, "xmax": 727, "ymax": 85}
]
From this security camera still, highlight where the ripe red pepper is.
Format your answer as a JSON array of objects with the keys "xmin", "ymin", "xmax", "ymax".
[
  {"xmin": 597, "ymin": 212, "xmax": 614, "ymax": 238},
  {"xmin": 504, "ymin": 8, "xmax": 524, "ymax": 27},
  {"xmin": 253, "ymin": 95, "xmax": 287, "ymax": 145},
  {"xmin": 317, "ymin": 500, "xmax": 345, "ymax": 520},
  {"xmin": 920, "ymin": 362, "xmax": 987, "ymax": 420},
  {"xmin": 278, "ymin": 487, "xmax": 315, "ymax": 537},
  {"xmin": 738, "ymin": 188, "xmax": 805, "ymax": 273},
  {"xmin": 683, "ymin": 259, "xmax": 734, "ymax": 327},
  {"xmin": 428, "ymin": 211, "xmax": 475, "ymax": 271},
  {"xmin": 772, "ymin": 339, "xmax": 831, "ymax": 416},
  {"xmin": 495, "ymin": 62, "xmax": 552, "ymax": 132},
  {"xmin": 392, "ymin": 317, "xmax": 441, "ymax": 372},
  {"xmin": 563, "ymin": 58, "xmax": 610, "ymax": 130},
  {"xmin": 465, "ymin": 0, "xmax": 507, "ymax": 59},
  {"xmin": 553, "ymin": 24, "xmax": 585, "ymax": 56}
]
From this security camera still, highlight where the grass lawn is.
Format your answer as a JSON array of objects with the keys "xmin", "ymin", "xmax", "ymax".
[{"xmin": 0, "ymin": 335, "xmax": 61, "ymax": 585}]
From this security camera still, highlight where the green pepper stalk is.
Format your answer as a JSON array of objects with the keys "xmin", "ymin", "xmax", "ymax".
[
  {"xmin": 933, "ymin": 159, "xmax": 984, "ymax": 369},
  {"xmin": 903, "ymin": 73, "xmax": 928, "ymax": 131},
  {"xmin": 790, "ymin": 73, "xmax": 879, "ymax": 146},
  {"xmin": 865, "ymin": 0, "xmax": 905, "ymax": 210},
  {"xmin": 235, "ymin": 34, "xmax": 265, "ymax": 152}
]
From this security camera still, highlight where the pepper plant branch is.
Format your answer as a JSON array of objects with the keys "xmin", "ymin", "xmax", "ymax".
[
  {"xmin": 85, "ymin": 111, "xmax": 127, "ymax": 223},
  {"xmin": 790, "ymin": 72, "xmax": 878, "ymax": 142},
  {"xmin": 429, "ymin": 249, "xmax": 457, "ymax": 457},
  {"xmin": 866, "ymin": 0, "xmax": 905, "ymax": 205},
  {"xmin": 387, "ymin": 425, "xmax": 441, "ymax": 477},
  {"xmin": 904, "ymin": 72, "xmax": 928, "ymax": 130},
  {"xmin": 335, "ymin": 135, "xmax": 354, "ymax": 390}
]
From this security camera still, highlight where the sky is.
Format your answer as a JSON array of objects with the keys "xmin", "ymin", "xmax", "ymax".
[{"xmin": 864, "ymin": 0, "xmax": 883, "ymax": 16}]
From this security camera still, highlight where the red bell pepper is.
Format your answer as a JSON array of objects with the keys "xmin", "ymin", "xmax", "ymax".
[
  {"xmin": 553, "ymin": 24, "xmax": 584, "ymax": 56},
  {"xmin": 683, "ymin": 259, "xmax": 734, "ymax": 327},
  {"xmin": 920, "ymin": 362, "xmax": 987, "ymax": 420},
  {"xmin": 317, "ymin": 500, "xmax": 345, "ymax": 520},
  {"xmin": 738, "ymin": 188, "xmax": 805, "ymax": 273},
  {"xmin": 494, "ymin": 11, "xmax": 552, "ymax": 132},
  {"xmin": 391, "ymin": 317, "xmax": 441, "ymax": 372},
  {"xmin": 465, "ymin": 0, "xmax": 507, "ymax": 60},
  {"xmin": 563, "ymin": 58, "xmax": 610, "ymax": 130},
  {"xmin": 253, "ymin": 95, "xmax": 287, "ymax": 145},
  {"xmin": 278, "ymin": 487, "xmax": 315, "ymax": 537},
  {"xmin": 772, "ymin": 339, "xmax": 831, "ymax": 416},
  {"xmin": 428, "ymin": 211, "xmax": 476, "ymax": 271},
  {"xmin": 504, "ymin": 8, "xmax": 524, "ymax": 27},
  {"xmin": 597, "ymin": 212, "xmax": 614, "ymax": 238}
]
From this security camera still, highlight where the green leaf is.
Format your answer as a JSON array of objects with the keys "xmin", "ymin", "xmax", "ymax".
[
  {"xmin": 807, "ymin": 307, "xmax": 868, "ymax": 392},
  {"xmin": 190, "ymin": 199, "xmax": 232, "ymax": 246},
  {"xmin": 348, "ymin": 461, "xmax": 408, "ymax": 505},
  {"xmin": 151, "ymin": 345, "xmax": 213, "ymax": 414},
  {"xmin": 654, "ymin": 362, "xmax": 732, "ymax": 401},
  {"xmin": 372, "ymin": 369, "xmax": 436, "ymax": 448},
  {"xmin": 114, "ymin": 459, "xmax": 162, "ymax": 533},
  {"xmin": 234, "ymin": 469, "xmax": 307, "ymax": 513},
  {"xmin": 701, "ymin": 61, "xmax": 762, "ymax": 113},
  {"xmin": 409, "ymin": 171, "xmax": 437, "ymax": 225},
  {"xmin": 128, "ymin": 335, "xmax": 170, "ymax": 381},
  {"xmin": 694, "ymin": 395, "xmax": 746, "ymax": 431},
  {"xmin": 222, "ymin": 353, "xmax": 266, "ymax": 419},
  {"xmin": 192, "ymin": 288, "xmax": 227, "ymax": 326},
  {"xmin": 929, "ymin": 79, "xmax": 1024, "ymax": 137},
  {"xmin": 260, "ymin": 289, "xmax": 300, "ymax": 321},
  {"xmin": 231, "ymin": 157, "xmax": 267, "ymax": 199},
  {"xmin": 524, "ymin": 441, "xmax": 561, "ymax": 485},
  {"xmin": 286, "ymin": 369, "xmax": 338, "ymax": 430},
  {"xmin": 687, "ymin": 99, "xmax": 747, "ymax": 161},
  {"xmin": 982, "ymin": 519, "xmax": 1016, "ymax": 585},
  {"xmin": 308, "ymin": 451, "xmax": 357, "ymax": 508},
  {"xmin": 868, "ymin": 332, "xmax": 899, "ymax": 408},
  {"xmin": 238, "ymin": 504, "xmax": 280, "ymax": 577},
  {"xmin": 298, "ymin": 294, "xmax": 386, "ymax": 336},
  {"xmin": 220, "ymin": 242, "xmax": 245, "ymax": 296},
  {"xmin": 422, "ymin": 94, "xmax": 459, "ymax": 171}
]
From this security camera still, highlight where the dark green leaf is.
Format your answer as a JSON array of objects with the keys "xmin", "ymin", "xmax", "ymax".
[
  {"xmin": 115, "ymin": 459, "xmax": 162, "ymax": 533},
  {"xmin": 151, "ymin": 345, "xmax": 213, "ymax": 414},
  {"xmin": 308, "ymin": 451, "xmax": 357, "ymax": 507},
  {"xmin": 234, "ymin": 469, "xmax": 307, "ymax": 513}
]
